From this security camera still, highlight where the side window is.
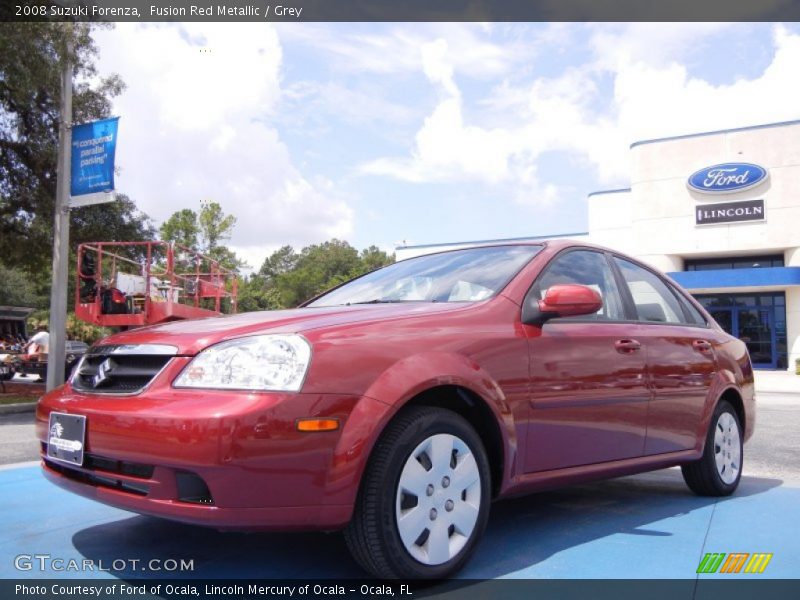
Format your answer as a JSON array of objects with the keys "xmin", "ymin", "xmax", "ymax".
[
  {"xmin": 614, "ymin": 258, "xmax": 685, "ymax": 324},
  {"xmin": 673, "ymin": 288, "xmax": 707, "ymax": 326},
  {"xmin": 531, "ymin": 250, "xmax": 625, "ymax": 320}
]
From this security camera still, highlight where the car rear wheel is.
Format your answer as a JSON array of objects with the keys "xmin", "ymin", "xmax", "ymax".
[
  {"xmin": 344, "ymin": 406, "xmax": 491, "ymax": 579},
  {"xmin": 681, "ymin": 400, "xmax": 743, "ymax": 496}
]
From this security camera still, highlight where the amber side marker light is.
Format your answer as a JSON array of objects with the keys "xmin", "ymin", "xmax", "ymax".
[{"xmin": 296, "ymin": 418, "xmax": 340, "ymax": 432}]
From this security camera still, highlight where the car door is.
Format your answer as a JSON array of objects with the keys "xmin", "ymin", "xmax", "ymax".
[
  {"xmin": 523, "ymin": 249, "xmax": 650, "ymax": 473},
  {"xmin": 612, "ymin": 256, "xmax": 718, "ymax": 454}
]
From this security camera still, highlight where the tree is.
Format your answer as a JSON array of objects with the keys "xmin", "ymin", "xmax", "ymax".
[
  {"xmin": 0, "ymin": 22, "xmax": 127, "ymax": 271},
  {"xmin": 249, "ymin": 240, "xmax": 395, "ymax": 309},
  {"xmin": 0, "ymin": 264, "xmax": 47, "ymax": 307},
  {"xmin": 159, "ymin": 208, "xmax": 199, "ymax": 250},
  {"xmin": 198, "ymin": 199, "xmax": 236, "ymax": 254},
  {"xmin": 357, "ymin": 245, "xmax": 394, "ymax": 276},
  {"xmin": 236, "ymin": 275, "xmax": 282, "ymax": 313},
  {"xmin": 258, "ymin": 245, "xmax": 298, "ymax": 282},
  {"xmin": 159, "ymin": 201, "xmax": 247, "ymax": 273}
]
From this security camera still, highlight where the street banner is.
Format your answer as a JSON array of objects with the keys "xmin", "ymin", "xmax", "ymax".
[{"xmin": 69, "ymin": 116, "xmax": 119, "ymax": 201}]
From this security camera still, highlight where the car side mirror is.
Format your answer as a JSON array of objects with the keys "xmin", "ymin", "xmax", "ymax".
[{"xmin": 523, "ymin": 284, "xmax": 603, "ymax": 326}]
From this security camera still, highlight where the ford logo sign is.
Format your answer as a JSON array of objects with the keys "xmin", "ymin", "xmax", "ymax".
[{"xmin": 687, "ymin": 163, "xmax": 768, "ymax": 194}]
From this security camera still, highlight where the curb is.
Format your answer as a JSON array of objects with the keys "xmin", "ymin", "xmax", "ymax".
[{"xmin": 0, "ymin": 402, "xmax": 37, "ymax": 415}]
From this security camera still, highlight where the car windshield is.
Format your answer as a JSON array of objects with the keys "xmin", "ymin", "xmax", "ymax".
[{"xmin": 307, "ymin": 245, "xmax": 542, "ymax": 307}]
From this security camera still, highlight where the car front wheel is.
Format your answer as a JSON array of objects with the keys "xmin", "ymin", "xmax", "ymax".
[
  {"xmin": 681, "ymin": 400, "xmax": 743, "ymax": 496},
  {"xmin": 344, "ymin": 406, "xmax": 491, "ymax": 579}
]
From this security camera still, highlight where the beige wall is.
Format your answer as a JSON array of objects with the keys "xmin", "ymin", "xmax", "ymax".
[
  {"xmin": 590, "ymin": 123, "xmax": 800, "ymax": 263},
  {"xmin": 588, "ymin": 121, "xmax": 800, "ymax": 370}
]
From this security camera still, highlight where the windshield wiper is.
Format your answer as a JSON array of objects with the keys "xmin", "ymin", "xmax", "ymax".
[{"xmin": 346, "ymin": 299, "xmax": 402, "ymax": 305}]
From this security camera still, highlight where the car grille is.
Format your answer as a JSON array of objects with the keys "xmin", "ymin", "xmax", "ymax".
[
  {"xmin": 42, "ymin": 448, "xmax": 154, "ymax": 496},
  {"xmin": 42, "ymin": 444, "xmax": 214, "ymax": 504},
  {"xmin": 70, "ymin": 344, "xmax": 176, "ymax": 395}
]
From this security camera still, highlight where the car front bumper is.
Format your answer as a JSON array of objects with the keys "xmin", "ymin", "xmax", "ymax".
[{"xmin": 35, "ymin": 357, "xmax": 377, "ymax": 531}]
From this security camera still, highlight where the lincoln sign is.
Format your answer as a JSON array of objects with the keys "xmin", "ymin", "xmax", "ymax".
[
  {"xmin": 687, "ymin": 162, "xmax": 768, "ymax": 194},
  {"xmin": 696, "ymin": 199, "xmax": 765, "ymax": 226}
]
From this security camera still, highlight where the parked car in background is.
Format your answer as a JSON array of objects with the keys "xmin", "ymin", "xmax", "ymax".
[
  {"xmin": 65, "ymin": 340, "xmax": 89, "ymax": 364},
  {"xmin": 36, "ymin": 240, "xmax": 755, "ymax": 579}
]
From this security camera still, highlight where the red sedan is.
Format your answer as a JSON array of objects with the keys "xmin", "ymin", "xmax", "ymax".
[{"xmin": 37, "ymin": 240, "xmax": 755, "ymax": 579}]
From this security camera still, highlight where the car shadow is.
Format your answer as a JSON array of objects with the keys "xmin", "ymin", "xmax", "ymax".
[
  {"xmin": 462, "ymin": 469, "xmax": 781, "ymax": 578},
  {"xmin": 70, "ymin": 469, "xmax": 782, "ymax": 581}
]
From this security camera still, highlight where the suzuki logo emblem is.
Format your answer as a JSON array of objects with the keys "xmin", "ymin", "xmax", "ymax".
[{"xmin": 92, "ymin": 358, "xmax": 114, "ymax": 388}]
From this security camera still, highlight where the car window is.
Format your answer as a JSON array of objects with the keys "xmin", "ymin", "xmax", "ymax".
[
  {"xmin": 307, "ymin": 245, "xmax": 542, "ymax": 307},
  {"xmin": 447, "ymin": 280, "xmax": 493, "ymax": 302},
  {"xmin": 613, "ymin": 258, "xmax": 686, "ymax": 324},
  {"xmin": 673, "ymin": 288, "xmax": 707, "ymax": 326},
  {"xmin": 530, "ymin": 250, "xmax": 625, "ymax": 320}
]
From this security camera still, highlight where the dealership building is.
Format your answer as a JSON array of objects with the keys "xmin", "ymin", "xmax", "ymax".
[{"xmin": 396, "ymin": 119, "xmax": 800, "ymax": 371}]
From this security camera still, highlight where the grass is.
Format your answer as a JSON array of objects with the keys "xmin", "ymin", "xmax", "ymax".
[{"xmin": 0, "ymin": 394, "xmax": 38, "ymax": 405}]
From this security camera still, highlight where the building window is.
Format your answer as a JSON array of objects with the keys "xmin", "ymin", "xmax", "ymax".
[
  {"xmin": 684, "ymin": 255, "xmax": 784, "ymax": 271},
  {"xmin": 694, "ymin": 292, "xmax": 787, "ymax": 370}
]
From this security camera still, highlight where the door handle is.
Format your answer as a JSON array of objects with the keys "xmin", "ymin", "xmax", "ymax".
[
  {"xmin": 615, "ymin": 339, "xmax": 641, "ymax": 354},
  {"xmin": 693, "ymin": 339, "xmax": 713, "ymax": 353}
]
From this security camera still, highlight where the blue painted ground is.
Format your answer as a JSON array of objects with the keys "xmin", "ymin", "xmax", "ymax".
[{"xmin": 0, "ymin": 465, "xmax": 798, "ymax": 580}]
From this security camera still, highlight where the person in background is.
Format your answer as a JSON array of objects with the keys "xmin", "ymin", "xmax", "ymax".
[{"xmin": 24, "ymin": 326, "xmax": 49, "ymax": 359}]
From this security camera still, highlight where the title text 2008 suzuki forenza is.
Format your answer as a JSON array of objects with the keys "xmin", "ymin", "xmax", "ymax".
[{"xmin": 37, "ymin": 241, "xmax": 754, "ymax": 579}]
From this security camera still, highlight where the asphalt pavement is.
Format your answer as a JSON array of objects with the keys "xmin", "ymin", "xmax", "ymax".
[{"xmin": 0, "ymin": 412, "xmax": 39, "ymax": 466}]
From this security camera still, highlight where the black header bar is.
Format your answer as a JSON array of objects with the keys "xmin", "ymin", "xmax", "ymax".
[{"xmin": 3, "ymin": 0, "xmax": 800, "ymax": 23}]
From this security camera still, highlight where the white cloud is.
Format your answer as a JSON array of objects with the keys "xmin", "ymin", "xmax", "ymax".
[
  {"xmin": 359, "ymin": 23, "xmax": 800, "ymax": 197},
  {"xmin": 359, "ymin": 38, "xmax": 561, "ymax": 205},
  {"xmin": 282, "ymin": 80, "xmax": 418, "ymax": 128},
  {"xmin": 277, "ymin": 23, "xmax": 543, "ymax": 79},
  {"xmin": 93, "ymin": 23, "xmax": 353, "ymax": 271},
  {"xmin": 588, "ymin": 23, "xmax": 737, "ymax": 72}
]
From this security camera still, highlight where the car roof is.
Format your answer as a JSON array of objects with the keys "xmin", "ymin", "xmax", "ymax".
[{"xmin": 404, "ymin": 238, "xmax": 619, "ymax": 258}]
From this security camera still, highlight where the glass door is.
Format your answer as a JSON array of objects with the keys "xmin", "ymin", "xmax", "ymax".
[
  {"xmin": 736, "ymin": 307, "xmax": 776, "ymax": 369},
  {"xmin": 707, "ymin": 308, "xmax": 733, "ymax": 335},
  {"xmin": 694, "ymin": 293, "xmax": 785, "ymax": 370}
]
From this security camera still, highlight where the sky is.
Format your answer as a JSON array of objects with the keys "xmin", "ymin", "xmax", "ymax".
[{"xmin": 92, "ymin": 22, "xmax": 800, "ymax": 271}]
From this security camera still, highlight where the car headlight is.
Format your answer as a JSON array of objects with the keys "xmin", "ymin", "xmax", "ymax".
[{"xmin": 173, "ymin": 334, "xmax": 312, "ymax": 391}]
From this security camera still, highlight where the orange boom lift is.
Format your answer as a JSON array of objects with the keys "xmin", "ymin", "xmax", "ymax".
[{"xmin": 75, "ymin": 241, "xmax": 238, "ymax": 328}]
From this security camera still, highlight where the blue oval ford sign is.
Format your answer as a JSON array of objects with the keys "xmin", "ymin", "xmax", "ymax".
[{"xmin": 688, "ymin": 162, "xmax": 768, "ymax": 194}]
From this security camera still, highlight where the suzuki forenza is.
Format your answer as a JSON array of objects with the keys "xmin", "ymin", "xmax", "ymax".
[{"xmin": 37, "ymin": 241, "xmax": 755, "ymax": 579}]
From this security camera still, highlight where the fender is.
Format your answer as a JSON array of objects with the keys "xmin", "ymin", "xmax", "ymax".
[
  {"xmin": 695, "ymin": 368, "xmax": 755, "ymax": 453},
  {"xmin": 321, "ymin": 351, "xmax": 519, "ymax": 512}
]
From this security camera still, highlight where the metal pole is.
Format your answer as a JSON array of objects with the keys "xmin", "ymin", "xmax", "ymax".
[{"xmin": 47, "ymin": 22, "xmax": 74, "ymax": 392}]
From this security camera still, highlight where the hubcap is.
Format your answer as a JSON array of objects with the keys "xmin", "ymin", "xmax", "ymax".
[
  {"xmin": 713, "ymin": 412, "xmax": 741, "ymax": 485},
  {"xmin": 395, "ymin": 433, "xmax": 481, "ymax": 565}
]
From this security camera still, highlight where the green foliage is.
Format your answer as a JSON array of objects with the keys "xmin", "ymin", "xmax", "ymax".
[
  {"xmin": 0, "ymin": 264, "xmax": 48, "ymax": 308},
  {"xmin": 242, "ymin": 239, "xmax": 395, "ymax": 310},
  {"xmin": 198, "ymin": 199, "xmax": 236, "ymax": 254},
  {"xmin": 0, "ymin": 23, "xmax": 153, "ymax": 318},
  {"xmin": 236, "ymin": 275, "xmax": 283, "ymax": 313},
  {"xmin": 159, "ymin": 208, "xmax": 199, "ymax": 250},
  {"xmin": 160, "ymin": 201, "xmax": 247, "ymax": 272},
  {"xmin": 26, "ymin": 310, "xmax": 110, "ymax": 344},
  {"xmin": 0, "ymin": 22, "xmax": 131, "ymax": 271},
  {"xmin": 258, "ymin": 245, "xmax": 298, "ymax": 282}
]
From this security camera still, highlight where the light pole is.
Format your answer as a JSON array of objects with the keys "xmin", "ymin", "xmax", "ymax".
[{"xmin": 47, "ymin": 22, "xmax": 74, "ymax": 392}]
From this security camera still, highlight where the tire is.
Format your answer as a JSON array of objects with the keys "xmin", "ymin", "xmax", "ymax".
[
  {"xmin": 681, "ymin": 400, "xmax": 743, "ymax": 496},
  {"xmin": 344, "ymin": 406, "xmax": 491, "ymax": 579}
]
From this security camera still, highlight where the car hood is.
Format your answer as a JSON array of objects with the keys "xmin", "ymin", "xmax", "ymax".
[{"xmin": 93, "ymin": 303, "xmax": 474, "ymax": 355}]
